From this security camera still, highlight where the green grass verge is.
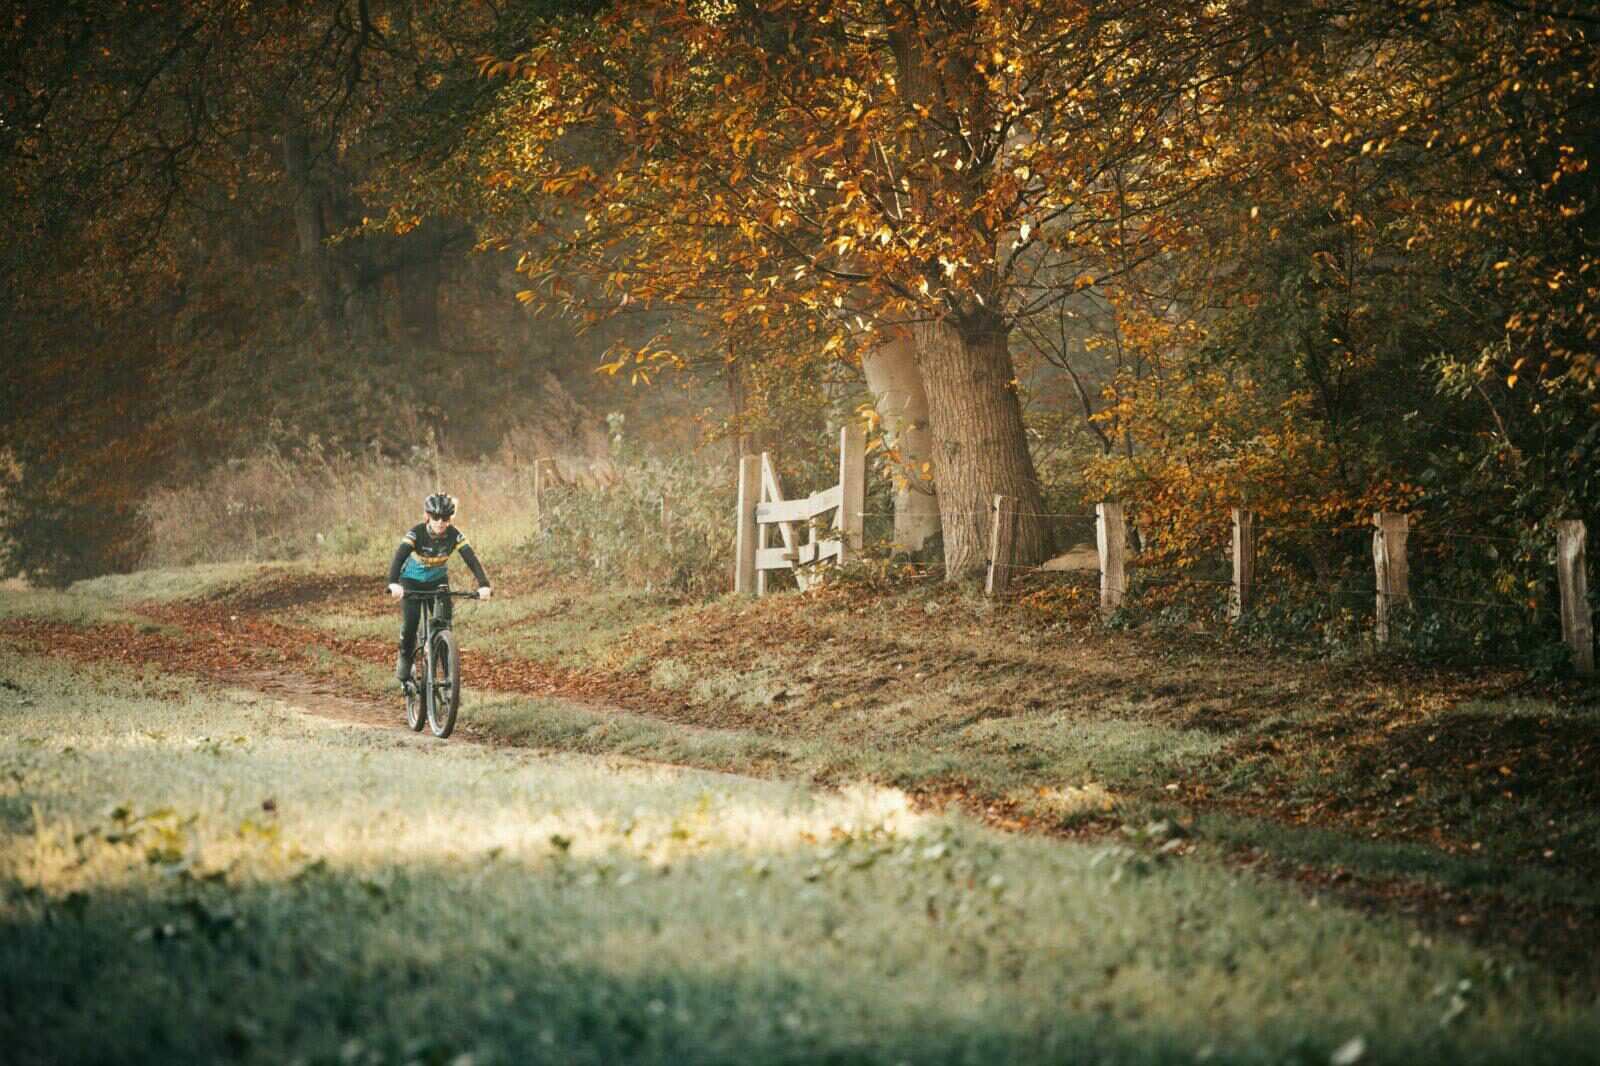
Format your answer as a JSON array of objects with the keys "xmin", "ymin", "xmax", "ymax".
[
  {"xmin": 4, "ymin": 648, "xmax": 1598, "ymax": 1064},
  {"xmin": 285, "ymin": 576, "xmax": 1600, "ymax": 915},
  {"xmin": 66, "ymin": 561, "xmax": 298, "ymax": 604},
  {"xmin": 15, "ymin": 567, "xmax": 1600, "ymax": 972}
]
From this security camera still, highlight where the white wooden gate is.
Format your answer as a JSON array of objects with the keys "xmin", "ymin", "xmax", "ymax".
[{"xmin": 734, "ymin": 425, "xmax": 867, "ymax": 595}]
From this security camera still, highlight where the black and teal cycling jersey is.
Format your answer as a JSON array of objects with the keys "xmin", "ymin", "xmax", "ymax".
[{"xmin": 388, "ymin": 522, "xmax": 490, "ymax": 587}]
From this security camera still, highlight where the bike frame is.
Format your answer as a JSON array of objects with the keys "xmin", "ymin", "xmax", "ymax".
[
  {"xmin": 402, "ymin": 587, "xmax": 477, "ymax": 737},
  {"xmin": 414, "ymin": 588, "xmax": 451, "ymax": 652},
  {"xmin": 406, "ymin": 590, "xmax": 460, "ymax": 677}
]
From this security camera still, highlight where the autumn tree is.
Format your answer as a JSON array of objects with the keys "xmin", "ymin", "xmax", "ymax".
[
  {"xmin": 1078, "ymin": 0, "xmax": 1597, "ymax": 638},
  {"xmin": 473, "ymin": 0, "xmax": 1274, "ymax": 574},
  {"xmin": 0, "ymin": 0, "xmax": 601, "ymax": 582}
]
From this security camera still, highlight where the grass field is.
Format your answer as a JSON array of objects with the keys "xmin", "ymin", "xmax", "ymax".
[
  {"xmin": 3, "ymin": 645, "xmax": 1599, "ymax": 1065},
  {"xmin": 4, "ymin": 562, "xmax": 1599, "ymax": 1062},
  {"xmin": 268, "ymin": 567, "xmax": 1600, "ymax": 930}
]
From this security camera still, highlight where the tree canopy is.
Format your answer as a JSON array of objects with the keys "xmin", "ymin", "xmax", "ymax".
[{"xmin": 1, "ymin": 0, "xmax": 1594, "ymax": 591}]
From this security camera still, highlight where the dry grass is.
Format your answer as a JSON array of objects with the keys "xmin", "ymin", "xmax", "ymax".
[
  {"xmin": 141, "ymin": 443, "xmax": 582, "ymax": 571},
  {"xmin": 139, "ymin": 439, "xmax": 735, "ymax": 595}
]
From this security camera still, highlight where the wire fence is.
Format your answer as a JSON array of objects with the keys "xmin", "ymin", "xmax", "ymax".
[
  {"xmin": 735, "ymin": 442, "xmax": 1591, "ymax": 670},
  {"xmin": 851, "ymin": 555, "xmax": 1558, "ymax": 615},
  {"xmin": 852, "ymin": 511, "xmax": 1541, "ymax": 547},
  {"xmin": 840, "ymin": 504, "xmax": 1587, "ymax": 667},
  {"xmin": 979, "ymin": 565, "xmax": 1558, "ymax": 619}
]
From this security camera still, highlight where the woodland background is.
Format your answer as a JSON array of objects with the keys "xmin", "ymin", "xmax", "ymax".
[{"xmin": 2, "ymin": 0, "xmax": 1596, "ymax": 659}]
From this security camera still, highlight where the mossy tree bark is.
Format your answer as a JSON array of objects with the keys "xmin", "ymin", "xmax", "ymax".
[
  {"xmin": 913, "ymin": 311, "xmax": 1049, "ymax": 578},
  {"xmin": 861, "ymin": 330, "xmax": 939, "ymax": 552},
  {"xmin": 396, "ymin": 219, "xmax": 448, "ymax": 348}
]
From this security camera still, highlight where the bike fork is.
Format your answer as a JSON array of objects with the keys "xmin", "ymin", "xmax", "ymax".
[
  {"xmin": 408, "ymin": 622, "xmax": 429, "ymax": 695},
  {"xmin": 422, "ymin": 623, "xmax": 434, "ymax": 706}
]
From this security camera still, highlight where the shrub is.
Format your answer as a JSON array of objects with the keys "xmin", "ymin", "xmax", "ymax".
[
  {"xmin": 141, "ymin": 433, "xmax": 548, "ymax": 571},
  {"xmin": 140, "ymin": 413, "xmax": 746, "ymax": 600},
  {"xmin": 527, "ymin": 418, "xmax": 735, "ymax": 598}
]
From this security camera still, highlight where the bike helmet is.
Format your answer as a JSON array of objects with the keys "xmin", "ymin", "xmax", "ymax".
[{"xmin": 424, "ymin": 493, "xmax": 457, "ymax": 518}]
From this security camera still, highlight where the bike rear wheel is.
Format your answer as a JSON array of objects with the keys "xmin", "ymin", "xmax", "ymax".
[
  {"xmin": 404, "ymin": 647, "xmax": 426, "ymax": 732},
  {"xmin": 426, "ymin": 629, "xmax": 460, "ymax": 738}
]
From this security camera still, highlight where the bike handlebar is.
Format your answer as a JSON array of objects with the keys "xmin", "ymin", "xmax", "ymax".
[{"xmin": 398, "ymin": 588, "xmax": 484, "ymax": 600}]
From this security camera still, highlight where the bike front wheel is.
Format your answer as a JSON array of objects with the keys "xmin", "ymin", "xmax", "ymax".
[{"xmin": 426, "ymin": 629, "xmax": 461, "ymax": 739}]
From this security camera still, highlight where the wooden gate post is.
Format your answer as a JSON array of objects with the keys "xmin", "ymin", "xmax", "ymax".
[
  {"xmin": 734, "ymin": 454, "xmax": 761, "ymax": 595},
  {"xmin": 1557, "ymin": 520, "xmax": 1594, "ymax": 676},
  {"xmin": 986, "ymin": 495, "xmax": 1019, "ymax": 597},
  {"xmin": 1097, "ymin": 502, "xmax": 1127, "ymax": 616},
  {"xmin": 1231, "ymin": 508, "xmax": 1257, "ymax": 620},
  {"xmin": 757, "ymin": 453, "xmax": 791, "ymax": 596},
  {"xmin": 839, "ymin": 424, "xmax": 867, "ymax": 563},
  {"xmin": 1373, "ymin": 511, "xmax": 1410, "ymax": 645},
  {"xmin": 533, "ymin": 457, "xmax": 559, "ymax": 535}
]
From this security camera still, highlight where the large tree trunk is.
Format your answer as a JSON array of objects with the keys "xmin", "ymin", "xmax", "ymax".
[
  {"xmin": 281, "ymin": 128, "xmax": 344, "ymax": 343},
  {"xmin": 914, "ymin": 313, "xmax": 1050, "ymax": 577},
  {"xmin": 396, "ymin": 219, "xmax": 448, "ymax": 348},
  {"xmin": 885, "ymin": 21, "xmax": 1046, "ymax": 576},
  {"xmin": 861, "ymin": 331, "xmax": 939, "ymax": 551}
]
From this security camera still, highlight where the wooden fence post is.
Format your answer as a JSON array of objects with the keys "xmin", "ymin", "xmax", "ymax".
[
  {"xmin": 758, "ymin": 453, "xmax": 790, "ymax": 596},
  {"xmin": 1373, "ymin": 511, "xmax": 1410, "ymax": 645},
  {"xmin": 1557, "ymin": 519, "xmax": 1594, "ymax": 676},
  {"xmin": 839, "ymin": 424, "xmax": 867, "ymax": 563},
  {"xmin": 1231, "ymin": 508, "xmax": 1257, "ymax": 620},
  {"xmin": 532, "ymin": 457, "xmax": 559, "ymax": 535},
  {"xmin": 1097, "ymin": 502, "xmax": 1127, "ymax": 616},
  {"xmin": 986, "ymin": 495, "xmax": 1019, "ymax": 597},
  {"xmin": 734, "ymin": 455, "xmax": 761, "ymax": 595}
]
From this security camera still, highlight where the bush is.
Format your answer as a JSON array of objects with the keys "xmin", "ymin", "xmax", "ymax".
[
  {"xmin": 138, "ymin": 412, "xmax": 814, "ymax": 603},
  {"xmin": 141, "ymin": 433, "xmax": 546, "ymax": 571},
  {"xmin": 527, "ymin": 417, "xmax": 735, "ymax": 598}
]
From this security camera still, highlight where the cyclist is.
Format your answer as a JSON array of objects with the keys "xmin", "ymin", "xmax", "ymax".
[{"xmin": 386, "ymin": 493, "xmax": 492, "ymax": 684}]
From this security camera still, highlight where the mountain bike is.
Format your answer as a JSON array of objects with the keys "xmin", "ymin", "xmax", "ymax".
[{"xmin": 401, "ymin": 588, "xmax": 479, "ymax": 739}]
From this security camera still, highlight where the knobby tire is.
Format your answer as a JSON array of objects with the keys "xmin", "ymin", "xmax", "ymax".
[
  {"xmin": 427, "ymin": 629, "xmax": 460, "ymax": 739},
  {"xmin": 405, "ymin": 641, "xmax": 426, "ymax": 732}
]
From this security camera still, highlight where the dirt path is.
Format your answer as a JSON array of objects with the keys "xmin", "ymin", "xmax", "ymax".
[
  {"xmin": 215, "ymin": 667, "xmax": 454, "ymax": 735},
  {"xmin": 3, "ymin": 617, "xmax": 480, "ymax": 741},
  {"xmin": 6, "ymin": 614, "xmax": 744, "ymax": 758}
]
